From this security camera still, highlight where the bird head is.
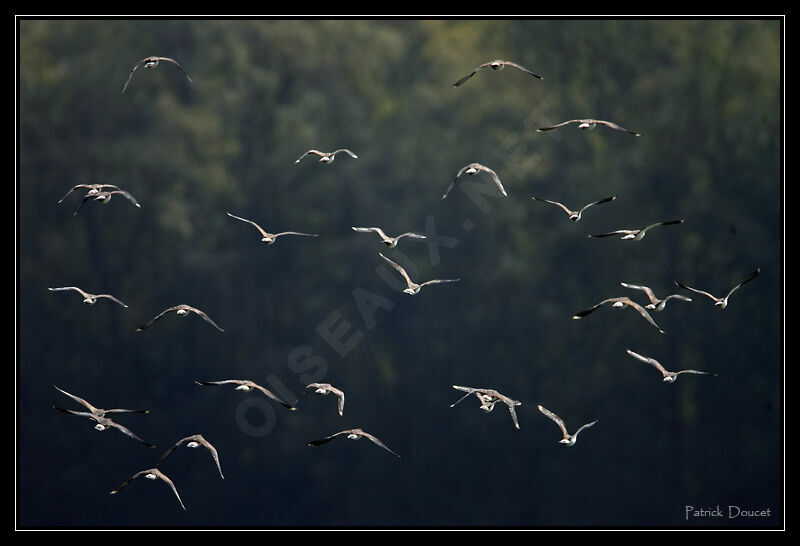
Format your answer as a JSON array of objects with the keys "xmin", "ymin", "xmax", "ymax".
[
  {"xmin": 261, "ymin": 237, "xmax": 275, "ymax": 244},
  {"xmin": 663, "ymin": 376, "xmax": 676, "ymax": 383},
  {"xmin": 83, "ymin": 297, "xmax": 96, "ymax": 305}
]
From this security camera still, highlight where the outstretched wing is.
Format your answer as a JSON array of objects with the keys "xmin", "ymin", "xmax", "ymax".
[
  {"xmin": 104, "ymin": 418, "xmax": 156, "ymax": 448},
  {"xmin": 53, "ymin": 384, "xmax": 98, "ymax": 413},
  {"xmin": 295, "ymin": 150, "xmax": 324, "ymax": 163},
  {"xmin": 503, "ymin": 61, "xmax": 543, "ymax": 79},
  {"xmin": 307, "ymin": 430, "xmax": 351, "ymax": 446},
  {"xmin": 378, "ymin": 252, "xmax": 414, "ymax": 287},
  {"xmin": 227, "ymin": 212, "xmax": 269, "ymax": 238},
  {"xmin": 49, "ymin": 286, "xmax": 91, "ymax": 298},
  {"xmin": 588, "ymin": 230, "xmax": 635, "ymax": 239},
  {"xmin": 158, "ymin": 57, "xmax": 193, "ymax": 84},
  {"xmin": 537, "ymin": 405, "xmax": 569, "ymax": 438},
  {"xmin": 624, "ymin": 300, "xmax": 665, "ymax": 333},
  {"xmin": 95, "ymin": 294, "xmax": 129, "ymax": 308},
  {"xmin": 352, "ymin": 226, "xmax": 388, "ymax": 239},
  {"xmin": 397, "ymin": 232, "xmax": 426, "ymax": 240},
  {"xmin": 474, "ymin": 164, "xmax": 508, "ymax": 197},
  {"xmin": 121, "ymin": 59, "xmax": 148, "ymax": 94},
  {"xmin": 332, "ymin": 149, "xmax": 358, "ymax": 159},
  {"xmin": 360, "ymin": 431, "xmax": 401, "ymax": 458},
  {"xmin": 273, "ymin": 231, "xmax": 319, "ymax": 239},
  {"xmin": 640, "ymin": 219, "xmax": 684, "ymax": 235},
  {"xmin": 110, "ymin": 469, "xmax": 152, "ymax": 494},
  {"xmin": 452, "ymin": 70, "xmax": 478, "ymax": 87},
  {"xmin": 724, "ymin": 268, "xmax": 760, "ymax": 300},
  {"xmin": 419, "ymin": 278, "xmax": 460, "ymax": 288},
  {"xmin": 580, "ymin": 195, "xmax": 617, "ymax": 214},
  {"xmin": 251, "ymin": 383, "xmax": 297, "ymax": 411},
  {"xmin": 675, "ymin": 281, "xmax": 719, "ymax": 303},
  {"xmin": 136, "ymin": 305, "xmax": 182, "ymax": 331},
  {"xmin": 596, "ymin": 120, "xmax": 640, "ymax": 136},
  {"xmin": 620, "ymin": 283, "xmax": 659, "ymax": 305},
  {"xmin": 626, "ymin": 349, "xmax": 670, "ymax": 377},
  {"xmin": 536, "ymin": 120, "xmax": 579, "ymax": 132},
  {"xmin": 572, "ymin": 420, "xmax": 598, "ymax": 441},
  {"xmin": 531, "ymin": 196, "xmax": 573, "ymax": 216},
  {"xmin": 187, "ymin": 307, "xmax": 225, "ymax": 332},
  {"xmin": 675, "ymin": 369, "xmax": 718, "ymax": 378}
]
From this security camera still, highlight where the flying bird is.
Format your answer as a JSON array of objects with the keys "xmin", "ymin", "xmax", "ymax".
[
  {"xmin": 53, "ymin": 385, "xmax": 149, "ymax": 418},
  {"xmin": 589, "ymin": 220, "xmax": 684, "ymax": 241},
  {"xmin": 352, "ymin": 226, "xmax": 426, "ymax": 248},
  {"xmin": 531, "ymin": 195, "xmax": 617, "ymax": 222},
  {"xmin": 619, "ymin": 282, "xmax": 692, "ymax": 311},
  {"xmin": 450, "ymin": 385, "xmax": 522, "ymax": 429},
  {"xmin": 307, "ymin": 428, "xmax": 401, "ymax": 458},
  {"xmin": 48, "ymin": 286, "xmax": 128, "ymax": 308},
  {"xmin": 675, "ymin": 268, "xmax": 760, "ymax": 309},
  {"xmin": 378, "ymin": 252, "xmax": 459, "ymax": 295},
  {"xmin": 53, "ymin": 407, "xmax": 155, "ymax": 448},
  {"xmin": 110, "ymin": 468, "xmax": 185, "ymax": 510},
  {"xmin": 58, "ymin": 183, "xmax": 120, "ymax": 203},
  {"xmin": 121, "ymin": 56, "xmax": 193, "ymax": 94},
  {"xmin": 136, "ymin": 304, "xmax": 224, "ymax": 332},
  {"xmin": 156, "ymin": 434, "xmax": 224, "ymax": 479},
  {"xmin": 536, "ymin": 119, "xmax": 641, "ymax": 136},
  {"xmin": 625, "ymin": 349, "xmax": 717, "ymax": 383},
  {"xmin": 295, "ymin": 149, "xmax": 358, "ymax": 164},
  {"xmin": 73, "ymin": 190, "xmax": 140, "ymax": 216},
  {"xmin": 227, "ymin": 212, "xmax": 318, "ymax": 245},
  {"xmin": 194, "ymin": 379, "xmax": 297, "ymax": 411},
  {"xmin": 305, "ymin": 383, "xmax": 345, "ymax": 416},
  {"xmin": 453, "ymin": 60, "xmax": 543, "ymax": 87},
  {"xmin": 442, "ymin": 163, "xmax": 507, "ymax": 199},
  {"xmin": 572, "ymin": 296, "xmax": 665, "ymax": 334},
  {"xmin": 537, "ymin": 405, "xmax": 597, "ymax": 446}
]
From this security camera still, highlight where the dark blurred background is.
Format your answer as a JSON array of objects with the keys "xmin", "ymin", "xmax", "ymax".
[{"xmin": 17, "ymin": 18, "xmax": 782, "ymax": 529}]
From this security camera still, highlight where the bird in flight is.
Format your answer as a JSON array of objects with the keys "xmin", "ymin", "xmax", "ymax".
[
  {"xmin": 537, "ymin": 405, "xmax": 597, "ymax": 446},
  {"xmin": 307, "ymin": 428, "xmax": 401, "ymax": 458},
  {"xmin": 625, "ymin": 349, "xmax": 717, "ymax": 383},
  {"xmin": 453, "ymin": 60, "xmax": 543, "ymax": 87},
  {"xmin": 295, "ymin": 149, "xmax": 358, "ymax": 164},
  {"xmin": 110, "ymin": 468, "xmax": 186, "ymax": 510},
  {"xmin": 572, "ymin": 296, "xmax": 665, "ymax": 334},
  {"xmin": 227, "ymin": 212, "xmax": 318, "ymax": 245},
  {"xmin": 156, "ymin": 434, "xmax": 224, "ymax": 479},
  {"xmin": 443, "ymin": 163, "xmax": 507, "ymax": 199},
  {"xmin": 305, "ymin": 383, "xmax": 346, "ymax": 416},
  {"xmin": 675, "ymin": 268, "xmax": 760, "ymax": 309},
  {"xmin": 58, "ymin": 183, "xmax": 121, "ymax": 203},
  {"xmin": 73, "ymin": 190, "xmax": 141, "ymax": 216},
  {"xmin": 531, "ymin": 195, "xmax": 617, "ymax": 222},
  {"xmin": 194, "ymin": 379, "xmax": 297, "ymax": 411},
  {"xmin": 121, "ymin": 56, "xmax": 193, "ymax": 94},
  {"xmin": 536, "ymin": 119, "xmax": 641, "ymax": 136},
  {"xmin": 589, "ymin": 220, "xmax": 684, "ymax": 241},
  {"xmin": 619, "ymin": 282, "xmax": 692, "ymax": 312},
  {"xmin": 53, "ymin": 400, "xmax": 156, "ymax": 448},
  {"xmin": 450, "ymin": 385, "xmax": 522, "ymax": 429},
  {"xmin": 352, "ymin": 226, "xmax": 426, "ymax": 248},
  {"xmin": 378, "ymin": 252, "xmax": 459, "ymax": 295},
  {"xmin": 53, "ymin": 385, "xmax": 149, "ymax": 418},
  {"xmin": 48, "ymin": 286, "xmax": 128, "ymax": 308},
  {"xmin": 136, "ymin": 304, "xmax": 224, "ymax": 332}
]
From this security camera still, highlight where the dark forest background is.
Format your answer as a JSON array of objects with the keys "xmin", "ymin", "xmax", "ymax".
[{"xmin": 17, "ymin": 18, "xmax": 782, "ymax": 528}]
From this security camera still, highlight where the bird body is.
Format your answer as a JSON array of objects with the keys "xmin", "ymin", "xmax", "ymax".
[
  {"xmin": 619, "ymin": 282, "xmax": 692, "ymax": 311},
  {"xmin": 137, "ymin": 304, "xmax": 224, "ymax": 332},
  {"xmin": 307, "ymin": 428, "xmax": 401, "ymax": 457},
  {"xmin": 48, "ymin": 286, "xmax": 128, "ymax": 307},
  {"xmin": 195, "ymin": 379, "xmax": 297, "ymax": 410},
  {"xmin": 572, "ymin": 296, "xmax": 665, "ymax": 333},
  {"xmin": 589, "ymin": 220, "xmax": 684, "ymax": 241},
  {"xmin": 626, "ymin": 349, "xmax": 717, "ymax": 382},
  {"xmin": 531, "ymin": 195, "xmax": 617, "ymax": 222}
]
